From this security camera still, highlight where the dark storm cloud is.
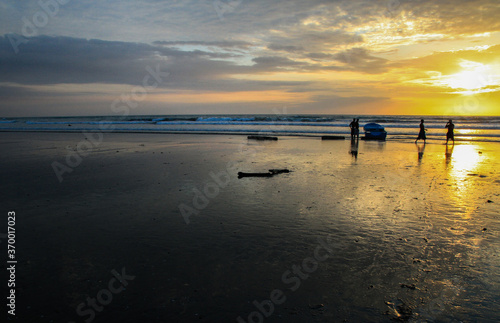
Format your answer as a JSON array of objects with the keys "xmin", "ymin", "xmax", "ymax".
[
  {"xmin": 0, "ymin": 32, "xmax": 391, "ymax": 94},
  {"xmin": 0, "ymin": 34, "xmax": 317, "ymax": 98},
  {"xmin": 0, "ymin": 34, "xmax": 241, "ymax": 86}
]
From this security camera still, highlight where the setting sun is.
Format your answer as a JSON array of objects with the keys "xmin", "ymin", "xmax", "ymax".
[{"xmin": 440, "ymin": 60, "xmax": 498, "ymax": 94}]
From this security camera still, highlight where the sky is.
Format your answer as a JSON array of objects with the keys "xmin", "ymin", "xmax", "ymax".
[{"xmin": 1, "ymin": 0, "xmax": 500, "ymax": 117}]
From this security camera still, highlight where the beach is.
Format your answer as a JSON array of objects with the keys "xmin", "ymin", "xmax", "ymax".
[{"xmin": 2, "ymin": 132, "xmax": 499, "ymax": 322}]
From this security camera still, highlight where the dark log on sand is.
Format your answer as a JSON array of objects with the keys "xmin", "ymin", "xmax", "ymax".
[
  {"xmin": 238, "ymin": 172, "xmax": 273, "ymax": 178},
  {"xmin": 269, "ymin": 169, "xmax": 290, "ymax": 175},
  {"xmin": 247, "ymin": 135, "xmax": 278, "ymax": 141},
  {"xmin": 238, "ymin": 169, "xmax": 290, "ymax": 178}
]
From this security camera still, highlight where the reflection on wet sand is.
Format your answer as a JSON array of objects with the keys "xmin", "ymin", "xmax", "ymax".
[
  {"xmin": 350, "ymin": 138, "xmax": 359, "ymax": 159},
  {"xmin": 442, "ymin": 143, "xmax": 487, "ymax": 219},
  {"xmin": 334, "ymin": 140, "xmax": 499, "ymax": 321},
  {"xmin": 416, "ymin": 143, "xmax": 425, "ymax": 163},
  {"xmin": 445, "ymin": 143, "xmax": 454, "ymax": 167},
  {"xmin": 445, "ymin": 144, "xmax": 483, "ymax": 179}
]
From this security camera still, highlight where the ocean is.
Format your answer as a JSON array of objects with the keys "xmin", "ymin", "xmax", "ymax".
[{"xmin": 1, "ymin": 114, "xmax": 500, "ymax": 143}]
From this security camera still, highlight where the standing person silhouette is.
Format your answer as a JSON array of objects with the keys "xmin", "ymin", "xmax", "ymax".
[
  {"xmin": 415, "ymin": 119, "xmax": 427, "ymax": 144},
  {"xmin": 445, "ymin": 119, "xmax": 455, "ymax": 145},
  {"xmin": 355, "ymin": 118, "xmax": 360, "ymax": 139},
  {"xmin": 349, "ymin": 118, "xmax": 356, "ymax": 140}
]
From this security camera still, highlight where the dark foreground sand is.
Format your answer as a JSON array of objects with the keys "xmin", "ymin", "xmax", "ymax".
[{"xmin": 1, "ymin": 132, "xmax": 499, "ymax": 322}]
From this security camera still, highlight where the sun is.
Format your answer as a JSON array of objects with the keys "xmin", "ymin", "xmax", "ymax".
[
  {"xmin": 448, "ymin": 70, "xmax": 487, "ymax": 90},
  {"xmin": 440, "ymin": 60, "xmax": 496, "ymax": 94},
  {"xmin": 446, "ymin": 61, "xmax": 490, "ymax": 90}
]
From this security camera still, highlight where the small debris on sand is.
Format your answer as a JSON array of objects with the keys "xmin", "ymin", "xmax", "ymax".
[
  {"xmin": 400, "ymin": 283, "xmax": 416, "ymax": 290},
  {"xmin": 385, "ymin": 299, "xmax": 413, "ymax": 321}
]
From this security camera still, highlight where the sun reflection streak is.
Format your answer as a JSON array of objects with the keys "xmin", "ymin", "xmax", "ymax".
[
  {"xmin": 444, "ymin": 144, "xmax": 486, "ymax": 219},
  {"xmin": 446, "ymin": 145, "xmax": 482, "ymax": 180}
]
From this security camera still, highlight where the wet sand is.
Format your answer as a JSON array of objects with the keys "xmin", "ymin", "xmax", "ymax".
[{"xmin": 1, "ymin": 132, "xmax": 499, "ymax": 322}]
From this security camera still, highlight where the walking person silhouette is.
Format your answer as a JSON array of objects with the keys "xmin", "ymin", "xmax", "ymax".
[{"xmin": 415, "ymin": 119, "xmax": 427, "ymax": 144}]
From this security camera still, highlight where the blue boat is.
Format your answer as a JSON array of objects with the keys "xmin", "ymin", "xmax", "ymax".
[{"xmin": 363, "ymin": 123, "xmax": 387, "ymax": 140}]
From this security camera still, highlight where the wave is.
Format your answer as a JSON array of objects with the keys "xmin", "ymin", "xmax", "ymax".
[
  {"xmin": 19, "ymin": 119, "xmax": 500, "ymax": 131},
  {"xmin": 25, "ymin": 120, "xmax": 153, "ymax": 125},
  {"xmin": 3, "ymin": 126, "xmax": 500, "ymax": 138},
  {"xmin": 2, "ymin": 114, "xmax": 499, "ymax": 143}
]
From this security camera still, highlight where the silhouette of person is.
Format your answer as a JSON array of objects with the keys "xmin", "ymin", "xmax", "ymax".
[
  {"xmin": 355, "ymin": 118, "xmax": 360, "ymax": 139},
  {"xmin": 349, "ymin": 118, "xmax": 356, "ymax": 140},
  {"xmin": 445, "ymin": 119, "xmax": 455, "ymax": 145},
  {"xmin": 415, "ymin": 119, "xmax": 427, "ymax": 144}
]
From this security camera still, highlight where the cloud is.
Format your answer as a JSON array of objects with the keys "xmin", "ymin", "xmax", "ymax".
[
  {"xmin": 331, "ymin": 47, "xmax": 389, "ymax": 73},
  {"xmin": 0, "ymin": 34, "xmax": 246, "ymax": 86},
  {"xmin": 0, "ymin": 34, "xmax": 317, "ymax": 101},
  {"xmin": 0, "ymin": 33, "xmax": 386, "ymax": 92},
  {"xmin": 266, "ymin": 30, "xmax": 363, "ymax": 54},
  {"xmin": 399, "ymin": 0, "xmax": 500, "ymax": 36},
  {"xmin": 267, "ymin": 44, "xmax": 305, "ymax": 53},
  {"xmin": 153, "ymin": 40, "xmax": 253, "ymax": 49},
  {"xmin": 392, "ymin": 44, "xmax": 500, "ymax": 75},
  {"xmin": 0, "ymin": 84, "xmax": 44, "ymax": 98},
  {"xmin": 251, "ymin": 56, "xmax": 306, "ymax": 71}
]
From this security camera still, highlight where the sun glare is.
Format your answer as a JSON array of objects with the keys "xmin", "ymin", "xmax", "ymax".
[
  {"xmin": 440, "ymin": 60, "xmax": 497, "ymax": 94},
  {"xmin": 447, "ymin": 145, "xmax": 482, "ymax": 179}
]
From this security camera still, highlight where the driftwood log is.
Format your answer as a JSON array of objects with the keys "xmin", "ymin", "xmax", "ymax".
[
  {"xmin": 269, "ymin": 169, "xmax": 290, "ymax": 175},
  {"xmin": 238, "ymin": 169, "xmax": 290, "ymax": 178},
  {"xmin": 247, "ymin": 135, "xmax": 278, "ymax": 141}
]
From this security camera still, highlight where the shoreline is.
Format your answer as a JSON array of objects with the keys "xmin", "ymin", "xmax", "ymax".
[{"xmin": 1, "ymin": 129, "xmax": 499, "ymax": 144}]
